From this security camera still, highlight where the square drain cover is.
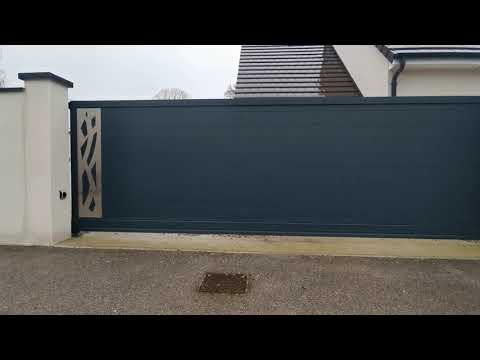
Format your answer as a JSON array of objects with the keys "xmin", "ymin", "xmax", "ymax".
[{"xmin": 199, "ymin": 273, "xmax": 248, "ymax": 294}]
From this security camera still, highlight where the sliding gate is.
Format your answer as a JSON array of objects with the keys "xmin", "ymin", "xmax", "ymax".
[{"xmin": 70, "ymin": 97, "xmax": 480, "ymax": 239}]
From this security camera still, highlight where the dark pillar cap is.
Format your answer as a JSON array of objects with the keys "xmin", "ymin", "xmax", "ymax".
[
  {"xmin": 18, "ymin": 72, "xmax": 73, "ymax": 88},
  {"xmin": 0, "ymin": 87, "xmax": 24, "ymax": 93}
]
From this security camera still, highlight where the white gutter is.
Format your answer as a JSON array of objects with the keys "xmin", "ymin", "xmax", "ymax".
[{"xmin": 397, "ymin": 59, "xmax": 480, "ymax": 71}]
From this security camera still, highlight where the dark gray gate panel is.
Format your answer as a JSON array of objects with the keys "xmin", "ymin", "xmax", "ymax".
[{"xmin": 70, "ymin": 98, "xmax": 480, "ymax": 239}]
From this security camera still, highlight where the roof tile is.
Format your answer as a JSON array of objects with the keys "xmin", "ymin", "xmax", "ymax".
[{"xmin": 234, "ymin": 45, "xmax": 361, "ymax": 98}]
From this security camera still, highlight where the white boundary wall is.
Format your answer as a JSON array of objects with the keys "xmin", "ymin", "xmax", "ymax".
[{"xmin": 0, "ymin": 73, "xmax": 72, "ymax": 246}]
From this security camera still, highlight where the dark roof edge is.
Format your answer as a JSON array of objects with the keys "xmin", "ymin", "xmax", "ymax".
[
  {"xmin": 389, "ymin": 46, "xmax": 480, "ymax": 51},
  {"xmin": 375, "ymin": 45, "xmax": 396, "ymax": 62},
  {"xmin": 375, "ymin": 45, "xmax": 480, "ymax": 63},
  {"xmin": 0, "ymin": 87, "xmax": 24, "ymax": 93},
  {"xmin": 18, "ymin": 72, "xmax": 73, "ymax": 88}
]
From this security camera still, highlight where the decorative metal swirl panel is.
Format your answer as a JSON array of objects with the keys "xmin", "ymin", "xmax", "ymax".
[{"xmin": 77, "ymin": 108, "xmax": 102, "ymax": 218}]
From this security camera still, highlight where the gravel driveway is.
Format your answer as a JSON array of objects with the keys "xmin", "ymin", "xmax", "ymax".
[{"xmin": 1, "ymin": 245, "xmax": 479, "ymax": 314}]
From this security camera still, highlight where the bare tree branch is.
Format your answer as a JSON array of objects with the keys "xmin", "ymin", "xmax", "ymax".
[
  {"xmin": 153, "ymin": 88, "xmax": 191, "ymax": 100},
  {"xmin": 224, "ymin": 83, "xmax": 236, "ymax": 99}
]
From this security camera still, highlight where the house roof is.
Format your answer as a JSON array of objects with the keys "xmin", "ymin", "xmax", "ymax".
[
  {"xmin": 376, "ymin": 45, "xmax": 480, "ymax": 62},
  {"xmin": 234, "ymin": 45, "xmax": 361, "ymax": 98}
]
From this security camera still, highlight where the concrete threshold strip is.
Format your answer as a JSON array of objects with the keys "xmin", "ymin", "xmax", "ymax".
[{"xmin": 56, "ymin": 232, "xmax": 480, "ymax": 260}]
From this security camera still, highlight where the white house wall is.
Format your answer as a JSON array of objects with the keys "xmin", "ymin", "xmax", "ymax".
[
  {"xmin": 398, "ymin": 66, "xmax": 480, "ymax": 96},
  {"xmin": 333, "ymin": 45, "xmax": 390, "ymax": 97}
]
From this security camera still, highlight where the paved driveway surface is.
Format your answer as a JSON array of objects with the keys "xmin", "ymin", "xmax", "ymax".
[{"xmin": 1, "ymin": 246, "xmax": 479, "ymax": 314}]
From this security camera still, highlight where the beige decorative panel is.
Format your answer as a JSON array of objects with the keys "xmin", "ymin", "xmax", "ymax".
[{"xmin": 77, "ymin": 109, "xmax": 102, "ymax": 218}]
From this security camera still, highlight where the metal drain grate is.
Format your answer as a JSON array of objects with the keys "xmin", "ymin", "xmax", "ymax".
[{"xmin": 199, "ymin": 273, "xmax": 248, "ymax": 294}]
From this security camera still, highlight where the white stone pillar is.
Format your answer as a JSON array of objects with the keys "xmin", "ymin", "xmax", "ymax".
[{"xmin": 20, "ymin": 72, "xmax": 73, "ymax": 246}]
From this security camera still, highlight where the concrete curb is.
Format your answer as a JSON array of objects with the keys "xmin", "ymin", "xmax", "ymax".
[{"xmin": 56, "ymin": 232, "xmax": 480, "ymax": 260}]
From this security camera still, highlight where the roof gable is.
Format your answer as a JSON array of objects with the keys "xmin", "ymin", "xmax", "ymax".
[{"xmin": 234, "ymin": 45, "xmax": 361, "ymax": 98}]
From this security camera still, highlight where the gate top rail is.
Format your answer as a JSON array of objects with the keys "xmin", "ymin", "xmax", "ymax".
[{"xmin": 69, "ymin": 96, "xmax": 480, "ymax": 109}]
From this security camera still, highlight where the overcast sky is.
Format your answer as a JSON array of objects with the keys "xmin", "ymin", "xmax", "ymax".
[{"xmin": 1, "ymin": 45, "xmax": 241, "ymax": 100}]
